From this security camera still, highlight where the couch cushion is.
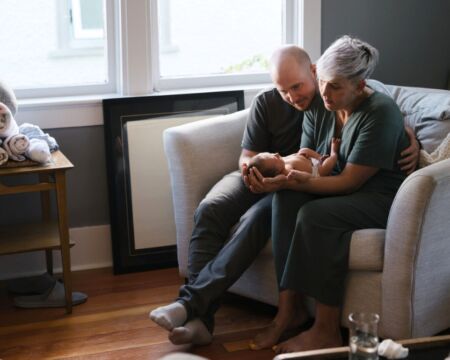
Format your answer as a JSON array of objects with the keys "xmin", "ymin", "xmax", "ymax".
[
  {"xmin": 388, "ymin": 86, "xmax": 450, "ymax": 153},
  {"xmin": 349, "ymin": 229, "xmax": 385, "ymax": 271},
  {"xmin": 367, "ymin": 79, "xmax": 393, "ymax": 97}
]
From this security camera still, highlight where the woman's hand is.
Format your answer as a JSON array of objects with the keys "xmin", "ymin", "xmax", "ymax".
[
  {"xmin": 287, "ymin": 170, "xmax": 312, "ymax": 183},
  {"xmin": 247, "ymin": 166, "xmax": 287, "ymax": 193},
  {"xmin": 399, "ymin": 126, "xmax": 420, "ymax": 175}
]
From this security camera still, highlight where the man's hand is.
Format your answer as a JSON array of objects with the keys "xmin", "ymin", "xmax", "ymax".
[
  {"xmin": 399, "ymin": 126, "xmax": 420, "ymax": 175},
  {"xmin": 241, "ymin": 163, "xmax": 251, "ymax": 188},
  {"xmin": 247, "ymin": 166, "xmax": 287, "ymax": 193}
]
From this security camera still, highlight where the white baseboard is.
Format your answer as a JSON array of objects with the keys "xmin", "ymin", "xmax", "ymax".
[{"xmin": 0, "ymin": 224, "xmax": 112, "ymax": 280}]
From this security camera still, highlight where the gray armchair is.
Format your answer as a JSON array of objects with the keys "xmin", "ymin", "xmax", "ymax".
[{"xmin": 163, "ymin": 84, "xmax": 450, "ymax": 340}]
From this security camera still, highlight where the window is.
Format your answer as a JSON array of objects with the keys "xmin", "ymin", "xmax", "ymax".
[
  {"xmin": 151, "ymin": 0, "xmax": 315, "ymax": 90},
  {"xmin": 0, "ymin": 0, "xmax": 116, "ymax": 98},
  {"xmin": 1, "ymin": 0, "xmax": 319, "ymax": 100}
]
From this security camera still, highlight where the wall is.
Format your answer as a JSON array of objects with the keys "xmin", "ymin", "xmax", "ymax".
[
  {"xmin": 321, "ymin": 0, "xmax": 450, "ymax": 89},
  {"xmin": 1, "ymin": 0, "xmax": 449, "ymax": 279}
]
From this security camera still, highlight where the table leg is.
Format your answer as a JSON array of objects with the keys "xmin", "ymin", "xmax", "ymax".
[
  {"xmin": 39, "ymin": 174, "xmax": 53, "ymax": 275},
  {"xmin": 55, "ymin": 170, "xmax": 72, "ymax": 314}
]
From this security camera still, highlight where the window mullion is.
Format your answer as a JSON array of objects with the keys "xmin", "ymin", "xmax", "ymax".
[
  {"xmin": 119, "ymin": 0, "xmax": 152, "ymax": 95},
  {"xmin": 284, "ymin": 0, "xmax": 299, "ymax": 44}
]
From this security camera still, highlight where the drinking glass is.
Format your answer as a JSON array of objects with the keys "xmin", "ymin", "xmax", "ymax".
[{"xmin": 348, "ymin": 312, "xmax": 380, "ymax": 360}]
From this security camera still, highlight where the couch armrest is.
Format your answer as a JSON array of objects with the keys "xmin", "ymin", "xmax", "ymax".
[
  {"xmin": 163, "ymin": 109, "xmax": 249, "ymax": 275},
  {"xmin": 382, "ymin": 158, "xmax": 450, "ymax": 338}
]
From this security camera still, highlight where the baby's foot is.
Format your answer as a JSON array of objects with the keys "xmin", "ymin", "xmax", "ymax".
[
  {"xmin": 149, "ymin": 302, "xmax": 187, "ymax": 331},
  {"xmin": 169, "ymin": 318, "xmax": 213, "ymax": 346}
]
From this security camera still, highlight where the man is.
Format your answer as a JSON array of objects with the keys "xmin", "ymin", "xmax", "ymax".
[{"xmin": 150, "ymin": 45, "xmax": 418, "ymax": 346}]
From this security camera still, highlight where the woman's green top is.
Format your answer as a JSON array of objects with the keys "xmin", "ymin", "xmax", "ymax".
[{"xmin": 302, "ymin": 91, "xmax": 409, "ymax": 194}]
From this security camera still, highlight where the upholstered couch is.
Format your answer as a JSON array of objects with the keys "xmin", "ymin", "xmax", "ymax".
[{"xmin": 163, "ymin": 82, "xmax": 450, "ymax": 340}]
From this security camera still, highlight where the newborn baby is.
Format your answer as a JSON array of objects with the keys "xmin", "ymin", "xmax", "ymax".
[{"xmin": 248, "ymin": 138, "xmax": 340, "ymax": 178}]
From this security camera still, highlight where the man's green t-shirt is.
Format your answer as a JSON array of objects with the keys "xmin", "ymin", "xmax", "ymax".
[{"xmin": 301, "ymin": 91, "xmax": 409, "ymax": 194}]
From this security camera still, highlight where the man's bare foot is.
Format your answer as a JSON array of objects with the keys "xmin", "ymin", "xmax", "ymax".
[
  {"xmin": 249, "ymin": 310, "xmax": 309, "ymax": 350},
  {"xmin": 273, "ymin": 323, "xmax": 342, "ymax": 354}
]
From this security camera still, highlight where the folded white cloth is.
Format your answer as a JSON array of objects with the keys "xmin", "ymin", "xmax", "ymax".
[
  {"xmin": 419, "ymin": 132, "xmax": 450, "ymax": 168},
  {"xmin": 378, "ymin": 339, "xmax": 409, "ymax": 359},
  {"xmin": 0, "ymin": 146, "xmax": 8, "ymax": 165},
  {"xmin": 19, "ymin": 123, "xmax": 59, "ymax": 152},
  {"xmin": 3, "ymin": 133, "xmax": 30, "ymax": 161},
  {"xmin": 0, "ymin": 102, "xmax": 19, "ymax": 139},
  {"xmin": 25, "ymin": 138, "xmax": 51, "ymax": 164}
]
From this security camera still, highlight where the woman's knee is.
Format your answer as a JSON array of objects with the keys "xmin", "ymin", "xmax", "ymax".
[{"xmin": 297, "ymin": 200, "xmax": 331, "ymax": 228}]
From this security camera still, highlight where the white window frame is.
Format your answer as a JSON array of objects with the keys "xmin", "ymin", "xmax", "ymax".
[
  {"xmin": 120, "ymin": 0, "xmax": 321, "ymax": 95},
  {"xmin": 14, "ymin": 0, "xmax": 118, "ymax": 100},
  {"xmin": 144, "ymin": 0, "xmax": 321, "ymax": 92},
  {"xmin": 17, "ymin": 0, "xmax": 320, "ymax": 118}
]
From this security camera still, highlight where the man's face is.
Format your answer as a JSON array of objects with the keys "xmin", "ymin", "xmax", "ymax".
[{"xmin": 272, "ymin": 60, "xmax": 317, "ymax": 111}]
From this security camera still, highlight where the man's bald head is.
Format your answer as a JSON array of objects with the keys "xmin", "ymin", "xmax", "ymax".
[
  {"xmin": 270, "ymin": 45, "xmax": 312, "ymax": 77},
  {"xmin": 269, "ymin": 45, "xmax": 317, "ymax": 111}
]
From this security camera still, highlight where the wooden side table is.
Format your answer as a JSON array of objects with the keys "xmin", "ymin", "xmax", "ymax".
[{"xmin": 0, "ymin": 151, "xmax": 74, "ymax": 313}]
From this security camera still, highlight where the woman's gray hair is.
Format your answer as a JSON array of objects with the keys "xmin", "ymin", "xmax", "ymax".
[{"xmin": 316, "ymin": 35, "xmax": 379, "ymax": 82}]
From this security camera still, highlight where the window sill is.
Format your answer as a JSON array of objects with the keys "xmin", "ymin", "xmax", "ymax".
[{"xmin": 16, "ymin": 83, "xmax": 271, "ymax": 129}]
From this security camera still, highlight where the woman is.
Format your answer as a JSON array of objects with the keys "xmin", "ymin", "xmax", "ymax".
[{"xmin": 249, "ymin": 36, "xmax": 410, "ymax": 353}]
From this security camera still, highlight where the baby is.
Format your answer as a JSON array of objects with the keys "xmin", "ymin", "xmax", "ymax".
[{"xmin": 248, "ymin": 138, "xmax": 340, "ymax": 178}]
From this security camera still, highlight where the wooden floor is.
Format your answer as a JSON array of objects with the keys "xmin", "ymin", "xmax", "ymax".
[{"xmin": 0, "ymin": 267, "xmax": 277, "ymax": 360}]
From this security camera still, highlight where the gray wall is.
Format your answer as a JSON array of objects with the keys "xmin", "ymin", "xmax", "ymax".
[
  {"xmin": 0, "ymin": 126, "xmax": 110, "ymax": 227},
  {"xmin": 322, "ymin": 0, "xmax": 450, "ymax": 89},
  {"xmin": 1, "ymin": 0, "xmax": 449, "ymax": 228}
]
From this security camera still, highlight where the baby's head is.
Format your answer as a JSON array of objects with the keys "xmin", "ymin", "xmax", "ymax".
[{"xmin": 248, "ymin": 152, "xmax": 285, "ymax": 177}]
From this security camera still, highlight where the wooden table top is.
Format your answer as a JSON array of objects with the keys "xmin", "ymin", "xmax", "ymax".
[{"xmin": 0, "ymin": 151, "xmax": 73, "ymax": 176}]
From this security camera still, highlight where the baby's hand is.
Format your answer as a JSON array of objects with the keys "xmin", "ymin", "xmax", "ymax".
[{"xmin": 331, "ymin": 137, "xmax": 341, "ymax": 154}]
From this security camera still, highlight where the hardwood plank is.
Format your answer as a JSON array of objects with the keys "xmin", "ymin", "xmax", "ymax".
[{"xmin": 0, "ymin": 267, "xmax": 276, "ymax": 360}]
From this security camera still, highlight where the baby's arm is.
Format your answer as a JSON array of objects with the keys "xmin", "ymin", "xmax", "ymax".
[
  {"xmin": 318, "ymin": 138, "xmax": 340, "ymax": 176},
  {"xmin": 297, "ymin": 147, "xmax": 322, "ymax": 160}
]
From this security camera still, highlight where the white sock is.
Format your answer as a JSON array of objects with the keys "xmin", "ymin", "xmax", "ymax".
[
  {"xmin": 149, "ymin": 302, "xmax": 187, "ymax": 331},
  {"xmin": 168, "ymin": 318, "xmax": 213, "ymax": 346}
]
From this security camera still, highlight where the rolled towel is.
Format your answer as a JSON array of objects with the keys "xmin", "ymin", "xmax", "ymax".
[
  {"xmin": 3, "ymin": 133, "xmax": 30, "ymax": 161},
  {"xmin": 26, "ymin": 138, "xmax": 51, "ymax": 164},
  {"xmin": 0, "ymin": 102, "xmax": 19, "ymax": 139},
  {"xmin": 19, "ymin": 123, "xmax": 59, "ymax": 152},
  {"xmin": 0, "ymin": 146, "xmax": 8, "ymax": 165},
  {"xmin": 378, "ymin": 339, "xmax": 409, "ymax": 359}
]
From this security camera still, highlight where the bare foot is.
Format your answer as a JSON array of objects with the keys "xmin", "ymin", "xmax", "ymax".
[
  {"xmin": 169, "ymin": 319, "xmax": 212, "ymax": 346},
  {"xmin": 249, "ymin": 310, "xmax": 309, "ymax": 350},
  {"xmin": 273, "ymin": 324, "xmax": 342, "ymax": 354}
]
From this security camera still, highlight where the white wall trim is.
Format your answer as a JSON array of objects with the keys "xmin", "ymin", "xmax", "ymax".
[
  {"xmin": 0, "ymin": 225, "xmax": 113, "ymax": 281},
  {"xmin": 15, "ymin": 86, "xmax": 267, "ymax": 129}
]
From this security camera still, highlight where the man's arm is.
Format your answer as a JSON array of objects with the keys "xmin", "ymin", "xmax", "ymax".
[{"xmin": 398, "ymin": 126, "xmax": 420, "ymax": 175}]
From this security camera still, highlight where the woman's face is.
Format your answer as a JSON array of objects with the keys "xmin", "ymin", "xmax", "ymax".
[{"xmin": 318, "ymin": 77, "xmax": 361, "ymax": 112}]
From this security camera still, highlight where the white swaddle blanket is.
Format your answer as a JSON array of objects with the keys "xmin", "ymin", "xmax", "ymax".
[
  {"xmin": 0, "ymin": 102, "xmax": 19, "ymax": 139},
  {"xmin": 3, "ymin": 133, "xmax": 30, "ymax": 161},
  {"xmin": 0, "ymin": 139, "xmax": 8, "ymax": 165}
]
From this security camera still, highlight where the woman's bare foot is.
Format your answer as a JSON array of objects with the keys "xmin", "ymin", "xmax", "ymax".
[
  {"xmin": 249, "ymin": 304, "xmax": 309, "ymax": 350},
  {"xmin": 273, "ymin": 322, "xmax": 342, "ymax": 354}
]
